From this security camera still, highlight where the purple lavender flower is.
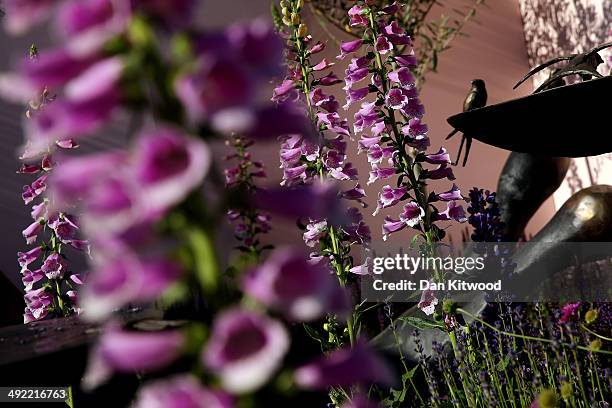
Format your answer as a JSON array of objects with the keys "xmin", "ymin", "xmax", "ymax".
[
  {"xmin": 83, "ymin": 324, "xmax": 185, "ymax": 389},
  {"xmin": 242, "ymin": 248, "xmax": 349, "ymax": 321},
  {"xmin": 294, "ymin": 340, "xmax": 394, "ymax": 389},
  {"xmin": 202, "ymin": 308, "xmax": 289, "ymax": 394}
]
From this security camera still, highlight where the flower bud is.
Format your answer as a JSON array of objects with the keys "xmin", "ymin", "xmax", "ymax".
[
  {"xmin": 297, "ymin": 23, "xmax": 307, "ymax": 38},
  {"xmin": 290, "ymin": 12, "xmax": 300, "ymax": 26},
  {"xmin": 590, "ymin": 338, "xmax": 602, "ymax": 350},
  {"xmin": 585, "ymin": 308, "xmax": 598, "ymax": 324}
]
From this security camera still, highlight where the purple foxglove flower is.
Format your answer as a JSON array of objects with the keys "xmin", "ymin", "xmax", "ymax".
[
  {"xmin": 371, "ymin": 121, "xmax": 387, "ymax": 137},
  {"xmin": 303, "ymin": 220, "xmax": 328, "ymax": 247},
  {"xmin": 133, "ymin": 375, "xmax": 233, "ymax": 408},
  {"xmin": 315, "ymin": 94, "xmax": 340, "ymax": 113},
  {"xmin": 349, "ymin": 258, "xmax": 371, "ymax": 275},
  {"xmin": 294, "ymin": 340, "xmax": 394, "ymax": 389},
  {"xmin": 22, "ymin": 220, "xmax": 43, "ymax": 244},
  {"xmin": 358, "ymin": 135, "xmax": 382, "ymax": 153},
  {"xmin": 375, "ymin": 36, "xmax": 393, "ymax": 55},
  {"xmin": 344, "ymin": 87, "xmax": 370, "ymax": 110},
  {"xmin": 242, "ymin": 248, "xmax": 350, "ymax": 321},
  {"xmin": 559, "ymin": 302, "xmax": 581, "ymax": 324},
  {"xmin": 436, "ymin": 184, "xmax": 462, "ymax": 201},
  {"xmin": 56, "ymin": 0, "xmax": 131, "ymax": 56},
  {"xmin": 24, "ymin": 288, "xmax": 52, "ymax": 321},
  {"xmin": 272, "ymin": 79, "xmax": 296, "ymax": 102},
  {"xmin": 17, "ymin": 163, "xmax": 41, "ymax": 174},
  {"xmin": 203, "ymin": 308, "xmax": 289, "ymax": 394},
  {"xmin": 424, "ymin": 164, "xmax": 456, "ymax": 181},
  {"xmin": 418, "ymin": 287, "xmax": 438, "ymax": 315},
  {"xmin": 338, "ymin": 39, "xmax": 363, "ymax": 59},
  {"xmin": 368, "ymin": 165, "xmax": 395, "ymax": 185},
  {"xmin": 316, "ymin": 72, "xmax": 342, "ymax": 86},
  {"xmin": 132, "ymin": 0, "xmax": 196, "ymax": 28},
  {"xmin": 3, "ymin": 0, "xmax": 59, "ymax": 35},
  {"xmin": 385, "ymin": 88, "xmax": 408, "ymax": 110},
  {"xmin": 388, "ymin": 68, "xmax": 415, "ymax": 89},
  {"xmin": 281, "ymin": 164, "xmax": 307, "ymax": 186},
  {"xmin": 134, "ymin": 127, "xmax": 211, "ymax": 214},
  {"xmin": 83, "ymin": 325, "xmax": 184, "ymax": 390},
  {"xmin": 41, "ymin": 252, "xmax": 67, "ymax": 280},
  {"xmin": 423, "ymin": 147, "xmax": 451, "ymax": 164},
  {"xmin": 400, "ymin": 98, "xmax": 425, "ymax": 118},
  {"xmin": 434, "ymin": 201, "xmax": 467, "ymax": 223},
  {"xmin": 21, "ymin": 269, "xmax": 44, "ymax": 292},
  {"xmin": 309, "ymin": 41, "xmax": 325, "ymax": 54},
  {"xmin": 312, "ymin": 58, "xmax": 334, "ymax": 71},
  {"xmin": 329, "ymin": 163, "xmax": 358, "ymax": 181},
  {"xmin": 382, "ymin": 216, "xmax": 406, "ymax": 241},
  {"xmin": 354, "ymin": 103, "xmax": 380, "ymax": 134},
  {"xmin": 18, "ymin": 246, "xmax": 42, "ymax": 269},
  {"xmin": 348, "ymin": 5, "xmax": 368, "ymax": 27},
  {"xmin": 345, "ymin": 220, "xmax": 371, "ymax": 246},
  {"xmin": 399, "ymin": 202, "xmax": 425, "ymax": 227},
  {"xmin": 367, "ymin": 144, "xmax": 392, "ymax": 164},
  {"xmin": 81, "ymin": 255, "xmax": 183, "ymax": 321},
  {"xmin": 381, "ymin": 2, "xmax": 399, "ymax": 15},
  {"xmin": 394, "ymin": 54, "xmax": 418, "ymax": 68},
  {"xmin": 21, "ymin": 48, "xmax": 99, "ymax": 89},
  {"xmin": 383, "ymin": 21, "xmax": 412, "ymax": 45},
  {"xmin": 51, "ymin": 216, "xmax": 79, "ymax": 243},
  {"xmin": 341, "ymin": 184, "xmax": 367, "ymax": 205},
  {"xmin": 175, "ymin": 59, "xmax": 255, "ymax": 123},
  {"xmin": 70, "ymin": 274, "xmax": 83, "ymax": 285},
  {"xmin": 402, "ymin": 117, "xmax": 428, "ymax": 137},
  {"xmin": 344, "ymin": 67, "xmax": 369, "ymax": 88},
  {"xmin": 373, "ymin": 185, "xmax": 407, "ymax": 216}
]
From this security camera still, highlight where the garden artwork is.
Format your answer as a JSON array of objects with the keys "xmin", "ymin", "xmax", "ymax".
[{"xmin": 0, "ymin": 1, "xmax": 610, "ymax": 407}]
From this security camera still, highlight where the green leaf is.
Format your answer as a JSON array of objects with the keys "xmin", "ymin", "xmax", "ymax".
[
  {"xmin": 398, "ymin": 316, "xmax": 445, "ymax": 331},
  {"xmin": 187, "ymin": 227, "xmax": 218, "ymax": 293}
]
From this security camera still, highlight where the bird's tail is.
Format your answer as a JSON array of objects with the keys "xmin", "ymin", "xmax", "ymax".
[{"xmin": 446, "ymin": 129, "xmax": 459, "ymax": 140}]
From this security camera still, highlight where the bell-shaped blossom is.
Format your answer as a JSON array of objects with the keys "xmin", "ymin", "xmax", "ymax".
[
  {"xmin": 373, "ymin": 185, "xmax": 407, "ymax": 216},
  {"xmin": 133, "ymin": 376, "xmax": 233, "ymax": 408},
  {"xmin": 388, "ymin": 67, "xmax": 415, "ymax": 88},
  {"xmin": 382, "ymin": 216, "xmax": 406, "ymax": 241},
  {"xmin": 383, "ymin": 21, "xmax": 412, "ymax": 45},
  {"xmin": 203, "ymin": 308, "xmax": 289, "ymax": 394},
  {"xmin": 56, "ymin": 0, "xmax": 131, "ymax": 56},
  {"xmin": 338, "ymin": 39, "xmax": 363, "ymax": 59},
  {"xmin": 348, "ymin": 5, "xmax": 368, "ymax": 27},
  {"xmin": 341, "ymin": 184, "xmax": 367, "ymax": 207},
  {"xmin": 303, "ymin": 220, "xmax": 327, "ymax": 248},
  {"xmin": 22, "ymin": 220, "xmax": 44, "ymax": 244},
  {"xmin": 368, "ymin": 165, "xmax": 395, "ymax": 185},
  {"xmin": 21, "ymin": 269, "xmax": 44, "ymax": 292},
  {"xmin": 394, "ymin": 54, "xmax": 418, "ymax": 68},
  {"xmin": 344, "ymin": 87, "xmax": 370, "ymax": 110},
  {"xmin": 433, "ymin": 201, "xmax": 467, "ymax": 223},
  {"xmin": 436, "ymin": 184, "xmax": 462, "ymax": 201},
  {"xmin": 272, "ymin": 79, "xmax": 296, "ymax": 102},
  {"xmin": 41, "ymin": 252, "xmax": 67, "ymax": 280},
  {"xmin": 399, "ymin": 202, "xmax": 424, "ymax": 227},
  {"xmin": 133, "ymin": 127, "xmax": 211, "ymax": 214},
  {"xmin": 418, "ymin": 287, "xmax": 438, "ymax": 315},
  {"xmin": 294, "ymin": 340, "xmax": 394, "ymax": 389},
  {"xmin": 423, "ymin": 164, "xmax": 456, "ymax": 181},
  {"xmin": 375, "ymin": 36, "xmax": 393, "ymax": 55},
  {"xmin": 24, "ymin": 288, "xmax": 52, "ymax": 322},
  {"xmin": 18, "ymin": 246, "xmax": 42, "ymax": 270},
  {"xmin": 423, "ymin": 147, "xmax": 451, "ymax": 164},
  {"xmin": 31, "ymin": 201, "xmax": 48, "ymax": 220},
  {"xmin": 80, "ymin": 253, "xmax": 183, "ymax": 321},
  {"xmin": 2, "ymin": 0, "xmax": 59, "ymax": 35},
  {"xmin": 83, "ymin": 324, "xmax": 185, "ymax": 390},
  {"xmin": 385, "ymin": 88, "xmax": 408, "ymax": 110},
  {"xmin": 242, "ymin": 248, "xmax": 350, "ymax": 321},
  {"xmin": 316, "ymin": 72, "xmax": 342, "ymax": 86}
]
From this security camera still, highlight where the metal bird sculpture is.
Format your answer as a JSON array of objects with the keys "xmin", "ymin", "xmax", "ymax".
[
  {"xmin": 446, "ymin": 79, "xmax": 487, "ymax": 166},
  {"xmin": 513, "ymin": 41, "xmax": 612, "ymax": 93}
]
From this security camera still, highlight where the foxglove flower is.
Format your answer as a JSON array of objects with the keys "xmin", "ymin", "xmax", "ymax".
[
  {"xmin": 80, "ymin": 254, "xmax": 183, "ymax": 321},
  {"xmin": 83, "ymin": 325, "xmax": 185, "ymax": 389},
  {"xmin": 294, "ymin": 340, "xmax": 394, "ymax": 389},
  {"xmin": 433, "ymin": 201, "xmax": 467, "ymax": 223},
  {"xmin": 242, "ymin": 248, "xmax": 350, "ymax": 321},
  {"xmin": 418, "ymin": 287, "xmax": 438, "ymax": 316},
  {"xmin": 21, "ymin": 269, "xmax": 44, "ymax": 292},
  {"xmin": 41, "ymin": 252, "xmax": 67, "ymax": 280},
  {"xmin": 399, "ymin": 202, "xmax": 425, "ymax": 227},
  {"xmin": 133, "ymin": 376, "xmax": 233, "ymax": 408},
  {"xmin": 203, "ymin": 308, "xmax": 289, "ymax": 394},
  {"xmin": 17, "ymin": 246, "xmax": 42, "ymax": 270},
  {"xmin": 23, "ymin": 288, "xmax": 52, "ymax": 322},
  {"xmin": 373, "ymin": 185, "xmax": 407, "ymax": 215}
]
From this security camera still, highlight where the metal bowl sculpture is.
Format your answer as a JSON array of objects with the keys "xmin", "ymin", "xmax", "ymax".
[{"xmin": 446, "ymin": 75, "xmax": 612, "ymax": 157}]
